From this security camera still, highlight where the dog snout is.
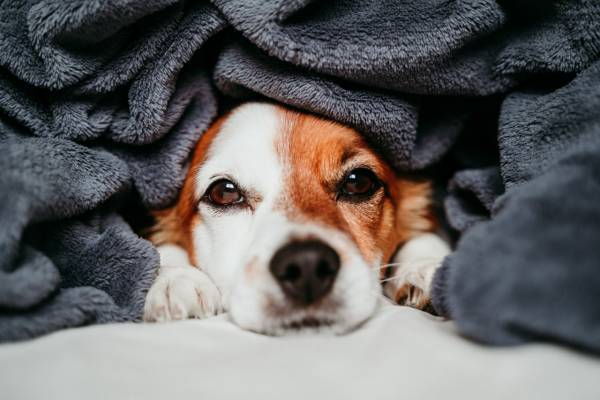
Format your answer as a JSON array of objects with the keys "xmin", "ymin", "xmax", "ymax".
[{"xmin": 269, "ymin": 240, "xmax": 340, "ymax": 305}]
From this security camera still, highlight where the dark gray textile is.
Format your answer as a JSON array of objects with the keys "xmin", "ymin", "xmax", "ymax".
[
  {"xmin": 444, "ymin": 167, "xmax": 504, "ymax": 232},
  {"xmin": 432, "ymin": 60, "xmax": 600, "ymax": 352},
  {"xmin": 214, "ymin": 42, "xmax": 469, "ymax": 170},
  {"xmin": 0, "ymin": 0, "xmax": 225, "ymax": 341},
  {"xmin": 1, "ymin": 0, "xmax": 600, "ymax": 353}
]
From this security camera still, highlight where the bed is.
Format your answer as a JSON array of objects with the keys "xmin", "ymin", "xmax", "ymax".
[{"xmin": 2, "ymin": 304, "xmax": 598, "ymax": 400}]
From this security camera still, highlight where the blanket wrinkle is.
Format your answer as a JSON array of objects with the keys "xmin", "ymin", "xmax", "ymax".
[
  {"xmin": 444, "ymin": 167, "xmax": 504, "ymax": 233},
  {"xmin": 1, "ymin": 0, "xmax": 600, "ymax": 353},
  {"xmin": 214, "ymin": 42, "xmax": 469, "ymax": 170},
  {"xmin": 213, "ymin": 0, "xmax": 511, "ymax": 95}
]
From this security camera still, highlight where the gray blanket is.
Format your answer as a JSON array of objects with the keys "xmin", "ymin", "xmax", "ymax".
[
  {"xmin": 0, "ymin": 0, "xmax": 225, "ymax": 340},
  {"xmin": 1, "ymin": 0, "xmax": 599, "ymax": 353}
]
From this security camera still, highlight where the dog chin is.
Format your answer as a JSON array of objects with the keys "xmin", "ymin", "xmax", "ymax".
[
  {"xmin": 229, "ymin": 296, "xmax": 379, "ymax": 336},
  {"xmin": 235, "ymin": 315, "xmax": 370, "ymax": 336}
]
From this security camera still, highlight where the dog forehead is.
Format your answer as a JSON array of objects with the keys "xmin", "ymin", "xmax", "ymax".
[{"xmin": 196, "ymin": 103, "xmax": 284, "ymax": 195}]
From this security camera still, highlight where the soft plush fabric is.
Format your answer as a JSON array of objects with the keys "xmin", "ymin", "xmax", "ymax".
[
  {"xmin": 432, "ymin": 61, "xmax": 600, "ymax": 352},
  {"xmin": 1, "ymin": 305, "xmax": 599, "ymax": 400},
  {"xmin": 1, "ymin": 0, "xmax": 599, "ymax": 353},
  {"xmin": 0, "ymin": 0, "xmax": 225, "ymax": 341}
]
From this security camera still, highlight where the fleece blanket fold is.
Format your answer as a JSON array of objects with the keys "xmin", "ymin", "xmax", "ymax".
[{"xmin": 1, "ymin": 0, "xmax": 599, "ymax": 352}]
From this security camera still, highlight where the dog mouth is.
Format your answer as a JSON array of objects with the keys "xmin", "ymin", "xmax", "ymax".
[
  {"xmin": 279, "ymin": 316, "xmax": 335, "ymax": 331},
  {"xmin": 260, "ymin": 294, "xmax": 343, "ymax": 333}
]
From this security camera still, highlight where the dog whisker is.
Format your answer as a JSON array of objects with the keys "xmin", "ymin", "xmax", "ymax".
[
  {"xmin": 378, "ymin": 261, "xmax": 439, "ymax": 284},
  {"xmin": 379, "ymin": 276, "xmax": 406, "ymax": 284},
  {"xmin": 377, "ymin": 257, "xmax": 441, "ymax": 270}
]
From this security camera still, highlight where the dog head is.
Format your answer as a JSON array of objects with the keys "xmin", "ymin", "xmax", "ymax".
[{"xmin": 152, "ymin": 103, "xmax": 433, "ymax": 334}]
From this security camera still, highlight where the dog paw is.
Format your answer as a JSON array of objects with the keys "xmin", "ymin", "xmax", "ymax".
[
  {"xmin": 383, "ymin": 233, "xmax": 449, "ymax": 310},
  {"xmin": 383, "ymin": 259, "xmax": 439, "ymax": 309},
  {"xmin": 144, "ymin": 266, "xmax": 223, "ymax": 322}
]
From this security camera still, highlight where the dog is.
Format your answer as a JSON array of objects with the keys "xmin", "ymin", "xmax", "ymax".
[{"xmin": 143, "ymin": 102, "xmax": 450, "ymax": 334}]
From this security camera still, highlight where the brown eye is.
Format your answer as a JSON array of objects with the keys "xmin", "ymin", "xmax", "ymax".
[
  {"xmin": 339, "ymin": 168, "xmax": 380, "ymax": 199},
  {"xmin": 205, "ymin": 179, "xmax": 243, "ymax": 206}
]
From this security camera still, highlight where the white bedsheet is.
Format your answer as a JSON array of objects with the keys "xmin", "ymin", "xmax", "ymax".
[{"xmin": 1, "ymin": 304, "xmax": 599, "ymax": 400}]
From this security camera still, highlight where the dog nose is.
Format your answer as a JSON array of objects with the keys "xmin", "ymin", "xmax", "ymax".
[{"xmin": 269, "ymin": 240, "xmax": 340, "ymax": 305}]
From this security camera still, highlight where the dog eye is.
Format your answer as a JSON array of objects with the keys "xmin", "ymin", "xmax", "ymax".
[
  {"xmin": 339, "ymin": 168, "xmax": 381, "ymax": 199},
  {"xmin": 205, "ymin": 179, "xmax": 243, "ymax": 206}
]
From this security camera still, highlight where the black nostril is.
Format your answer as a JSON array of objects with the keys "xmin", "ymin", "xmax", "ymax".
[
  {"xmin": 316, "ymin": 260, "xmax": 335, "ymax": 279},
  {"xmin": 282, "ymin": 263, "xmax": 301, "ymax": 281},
  {"xmin": 269, "ymin": 240, "xmax": 340, "ymax": 305}
]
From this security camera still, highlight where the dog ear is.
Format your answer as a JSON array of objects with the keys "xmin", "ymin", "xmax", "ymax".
[
  {"xmin": 393, "ymin": 178, "xmax": 436, "ymax": 243},
  {"xmin": 146, "ymin": 114, "xmax": 228, "ymax": 258},
  {"xmin": 146, "ymin": 161, "xmax": 201, "ymax": 258},
  {"xmin": 376, "ymin": 177, "xmax": 436, "ymax": 268}
]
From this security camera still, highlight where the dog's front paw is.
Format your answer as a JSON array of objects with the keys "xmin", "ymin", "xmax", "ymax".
[
  {"xmin": 383, "ymin": 233, "xmax": 450, "ymax": 310},
  {"xmin": 144, "ymin": 266, "xmax": 223, "ymax": 322},
  {"xmin": 383, "ymin": 259, "xmax": 439, "ymax": 309}
]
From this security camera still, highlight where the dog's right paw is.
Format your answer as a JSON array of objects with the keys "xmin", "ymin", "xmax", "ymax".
[{"xmin": 143, "ymin": 266, "xmax": 223, "ymax": 322}]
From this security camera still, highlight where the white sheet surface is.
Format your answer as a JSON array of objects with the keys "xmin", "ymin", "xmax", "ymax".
[{"xmin": 1, "ymin": 304, "xmax": 599, "ymax": 400}]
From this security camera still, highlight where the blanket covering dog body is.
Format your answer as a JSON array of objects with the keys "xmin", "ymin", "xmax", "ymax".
[{"xmin": 1, "ymin": 0, "xmax": 599, "ymax": 352}]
